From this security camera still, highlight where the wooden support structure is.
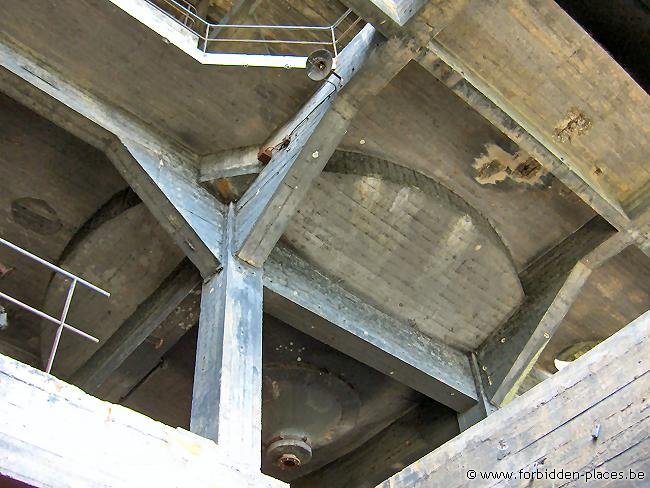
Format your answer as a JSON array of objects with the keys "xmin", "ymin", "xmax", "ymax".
[
  {"xmin": 235, "ymin": 25, "xmax": 398, "ymax": 266},
  {"xmin": 70, "ymin": 259, "xmax": 201, "ymax": 394},
  {"xmin": 0, "ymin": 353, "xmax": 285, "ymax": 488},
  {"xmin": 477, "ymin": 217, "xmax": 615, "ymax": 406},
  {"xmin": 189, "ymin": 205, "xmax": 264, "ymax": 468},
  {"xmin": 264, "ymin": 245, "xmax": 477, "ymax": 412},
  {"xmin": 379, "ymin": 311, "xmax": 650, "ymax": 487}
]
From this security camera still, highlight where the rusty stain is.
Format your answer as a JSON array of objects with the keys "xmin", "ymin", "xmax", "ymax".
[
  {"xmin": 0, "ymin": 261, "xmax": 13, "ymax": 279},
  {"xmin": 553, "ymin": 108, "xmax": 592, "ymax": 143},
  {"xmin": 473, "ymin": 144, "xmax": 546, "ymax": 185}
]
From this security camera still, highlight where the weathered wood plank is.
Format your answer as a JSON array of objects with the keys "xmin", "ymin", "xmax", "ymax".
[
  {"xmin": 0, "ymin": 38, "xmax": 226, "ymax": 277},
  {"xmin": 264, "ymin": 244, "xmax": 477, "ymax": 412},
  {"xmin": 477, "ymin": 217, "xmax": 615, "ymax": 406},
  {"xmin": 379, "ymin": 310, "xmax": 650, "ymax": 487},
  {"xmin": 200, "ymin": 146, "xmax": 264, "ymax": 180},
  {"xmin": 296, "ymin": 400, "xmax": 459, "ymax": 488},
  {"xmin": 70, "ymin": 259, "xmax": 201, "ymax": 394},
  {"xmin": 190, "ymin": 205, "xmax": 264, "ymax": 468},
  {"xmin": 0, "ymin": 353, "xmax": 285, "ymax": 488},
  {"xmin": 107, "ymin": 139, "xmax": 224, "ymax": 276}
]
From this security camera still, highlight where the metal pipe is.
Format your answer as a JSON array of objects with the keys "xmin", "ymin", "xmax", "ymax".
[
  {"xmin": 45, "ymin": 279, "xmax": 77, "ymax": 373},
  {"xmin": 207, "ymin": 38, "xmax": 331, "ymax": 46},
  {"xmin": 0, "ymin": 291, "xmax": 99, "ymax": 343},
  {"xmin": 0, "ymin": 238, "xmax": 110, "ymax": 297}
]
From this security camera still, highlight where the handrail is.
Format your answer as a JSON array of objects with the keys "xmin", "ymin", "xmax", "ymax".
[
  {"xmin": 148, "ymin": 0, "xmax": 357, "ymax": 57},
  {"xmin": 0, "ymin": 237, "xmax": 109, "ymax": 373}
]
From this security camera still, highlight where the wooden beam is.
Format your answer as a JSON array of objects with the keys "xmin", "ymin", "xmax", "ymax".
[
  {"xmin": 200, "ymin": 146, "xmax": 263, "ymax": 180},
  {"xmin": 477, "ymin": 217, "xmax": 615, "ymax": 406},
  {"xmin": 295, "ymin": 400, "xmax": 459, "ymax": 488},
  {"xmin": 0, "ymin": 39, "xmax": 226, "ymax": 277},
  {"xmin": 456, "ymin": 352, "xmax": 496, "ymax": 431},
  {"xmin": 0, "ymin": 353, "xmax": 285, "ymax": 488},
  {"xmin": 417, "ymin": 52, "xmax": 630, "ymax": 230},
  {"xmin": 190, "ymin": 204, "xmax": 264, "ymax": 468},
  {"xmin": 234, "ymin": 25, "xmax": 381, "ymax": 266},
  {"xmin": 70, "ymin": 259, "xmax": 201, "ymax": 394},
  {"xmin": 379, "ymin": 311, "xmax": 650, "ymax": 487},
  {"xmin": 107, "ymin": 139, "xmax": 224, "ymax": 277},
  {"xmin": 264, "ymin": 245, "xmax": 477, "ymax": 412}
]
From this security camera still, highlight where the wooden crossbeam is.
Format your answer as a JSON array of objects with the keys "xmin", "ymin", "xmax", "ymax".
[
  {"xmin": 379, "ymin": 311, "xmax": 650, "ymax": 487},
  {"xmin": 477, "ymin": 217, "xmax": 616, "ymax": 406},
  {"xmin": 264, "ymin": 245, "xmax": 477, "ymax": 412},
  {"xmin": 70, "ymin": 259, "xmax": 201, "ymax": 394},
  {"xmin": 417, "ymin": 53, "xmax": 630, "ymax": 230},
  {"xmin": 0, "ymin": 353, "xmax": 286, "ymax": 488}
]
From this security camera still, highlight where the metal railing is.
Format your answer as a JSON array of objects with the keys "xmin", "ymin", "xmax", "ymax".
[
  {"xmin": 147, "ymin": 0, "xmax": 361, "ymax": 57},
  {"xmin": 0, "ymin": 237, "xmax": 109, "ymax": 374}
]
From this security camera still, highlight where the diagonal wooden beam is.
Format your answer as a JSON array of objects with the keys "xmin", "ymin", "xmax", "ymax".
[
  {"xmin": 264, "ymin": 245, "xmax": 477, "ymax": 412},
  {"xmin": 70, "ymin": 259, "xmax": 201, "ymax": 394},
  {"xmin": 107, "ymin": 139, "xmax": 225, "ymax": 277},
  {"xmin": 234, "ymin": 24, "xmax": 398, "ymax": 266},
  {"xmin": 477, "ymin": 217, "xmax": 616, "ymax": 406},
  {"xmin": 0, "ymin": 39, "xmax": 226, "ymax": 277},
  {"xmin": 379, "ymin": 311, "xmax": 650, "ymax": 487}
]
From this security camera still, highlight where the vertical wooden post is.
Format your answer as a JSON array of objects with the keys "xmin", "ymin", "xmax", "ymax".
[{"xmin": 190, "ymin": 203, "xmax": 263, "ymax": 468}]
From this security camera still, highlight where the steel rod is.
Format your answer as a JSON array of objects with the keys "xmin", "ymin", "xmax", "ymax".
[
  {"xmin": 0, "ymin": 291, "xmax": 99, "ymax": 343},
  {"xmin": 45, "ymin": 279, "xmax": 77, "ymax": 373},
  {"xmin": 0, "ymin": 238, "xmax": 110, "ymax": 297}
]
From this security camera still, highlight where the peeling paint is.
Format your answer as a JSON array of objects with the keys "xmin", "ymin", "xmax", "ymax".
[
  {"xmin": 473, "ymin": 144, "xmax": 546, "ymax": 186},
  {"xmin": 553, "ymin": 108, "xmax": 592, "ymax": 143}
]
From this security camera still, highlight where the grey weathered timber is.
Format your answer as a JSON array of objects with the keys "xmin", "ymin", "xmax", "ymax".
[
  {"xmin": 0, "ymin": 39, "xmax": 226, "ymax": 277},
  {"xmin": 70, "ymin": 259, "xmax": 201, "ymax": 394},
  {"xmin": 417, "ymin": 52, "xmax": 631, "ymax": 231},
  {"xmin": 378, "ymin": 311, "xmax": 650, "ymax": 488},
  {"xmin": 478, "ymin": 217, "xmax": 615, "ymax": 406},
  {"xmin": 296, "ymin": 400, "xmax": 459, "ymax": 488},
  {"xmin": 456, "ymin": 353, "xmax": 496, "ymax": 431},
  {"xmin": 264, "ymin": 245, "xmax": 477, "ymax": 412},
  {"xmin": 107, "ymin": 139, "xmax": 224, "ymax": 276},
  {"xmin": 190, "ymin": 205, "xmax": 264, "ymax": 468},
  {"xmin": 0, "ymin": 353, "xmax": 285, "ymax": 488},
  {"xmin": 235, "ymin": 25, "xmax": 421, "ymax": 267},
  {"xmin": 200, "ymin": 146, "xmax": 264, "ymax": 180}
]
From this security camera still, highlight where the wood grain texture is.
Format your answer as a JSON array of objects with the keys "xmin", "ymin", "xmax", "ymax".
[
  {"xmin": 190, "ymin": 205, "xmax": 264, "ymax": 468},
  {"xmin": 264, "ymin": 244, "xmax": 477, "ymax": 411},
  {"xmin": 70, "ymin": 259, "xmax": 201, "ymax": 393},
  {"xmin": 378, "ymin": 310, "xmax": 650, "ymax": 487},
  {"xmin": 0, "ymin": 353, "xmax": 285, "ymax": 488},
  {"xmin": 478, "ymin": 217, "xmax": 615, "ymax": 405}
]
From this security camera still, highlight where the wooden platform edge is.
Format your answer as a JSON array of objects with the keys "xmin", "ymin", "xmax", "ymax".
[{"xmin": 377, "ymin": 310, "xmax": 650, "ymax": 487}]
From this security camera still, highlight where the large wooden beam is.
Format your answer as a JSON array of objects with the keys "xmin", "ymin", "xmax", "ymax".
[
  {"xmin": 477, "ymin": 217, "xmax": 615, "ymax": 406},
  {"xmin": 190, "ymin": 205, "xmax": 264, "ymax": 468},
  {"xmin": 379, "ymin": 311, "xmax": 650, "ymax": 487},
  {"xmin": 264, "ymin": 245, "xmax": 477, "ymax": 412},
  {"xmin": 107, "ymin": 139, "xmax": 224, "ymax": 277},
  {"xmin": 70, "ymin": 259, "xmax": 201, "ymax": 394},
  {"xmin": 235, "ymin": 25, "xmax": 394, "ymax": 266},
  {"xmin": 0, "ymin": 39, "xmax": 226, "ymax": 277},
  {"xmin": 0, "ymin": 353, "xmax": 285, "ymax": 488}
]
